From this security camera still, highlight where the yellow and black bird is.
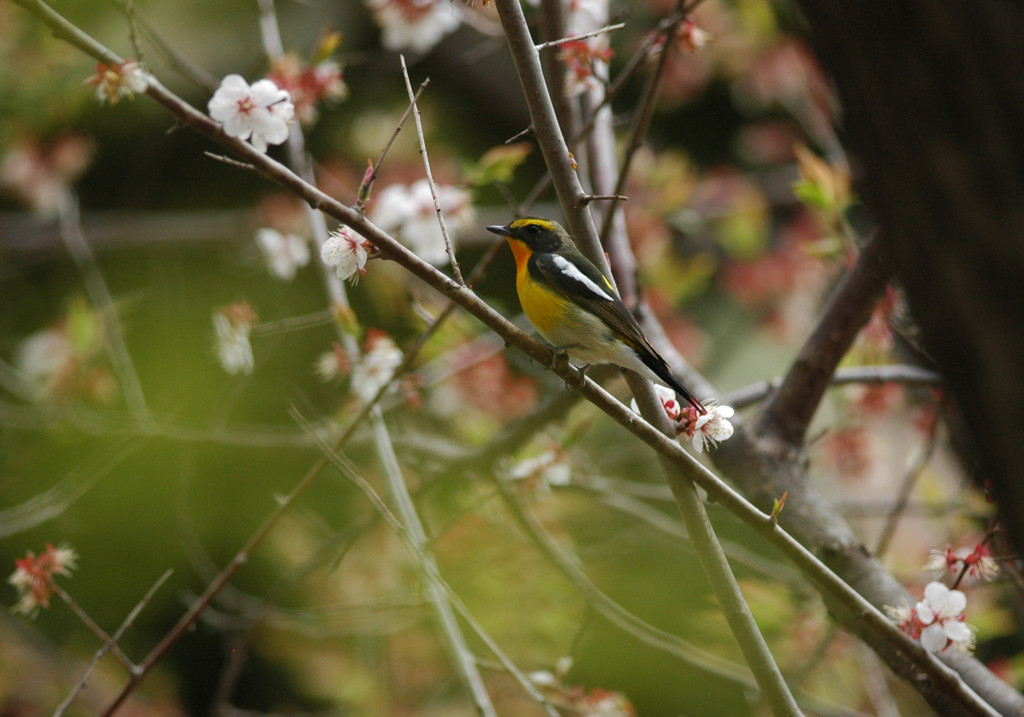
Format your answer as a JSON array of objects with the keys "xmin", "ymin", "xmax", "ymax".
[{"xmin": 487, "ymin": 217, "xmax": 705, "ymax": 413}]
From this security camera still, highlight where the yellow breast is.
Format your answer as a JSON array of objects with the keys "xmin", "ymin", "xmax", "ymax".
[{"xmin": 507, "ymin": 238, "xmax": 565, "ymax": 339}]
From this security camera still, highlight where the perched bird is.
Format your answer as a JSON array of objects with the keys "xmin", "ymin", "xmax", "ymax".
[{"xmin": 487, "ymin": 217, "xmax": 704, "ymax": 413}]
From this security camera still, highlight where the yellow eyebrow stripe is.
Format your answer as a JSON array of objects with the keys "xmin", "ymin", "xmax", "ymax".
[{"xmin": 509, "ymin": 217, "xmax": 557, "ymax": 232}]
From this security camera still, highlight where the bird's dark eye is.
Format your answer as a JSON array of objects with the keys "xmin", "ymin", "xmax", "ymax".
[{"xmin": 525, "ymin": 224, "xmax": 541, "ymax": 236}]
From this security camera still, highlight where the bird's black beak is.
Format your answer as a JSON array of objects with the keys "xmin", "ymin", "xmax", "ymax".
[{"xmin": 486, "ymin": 224, "xmax": 509, "ymax": 237}]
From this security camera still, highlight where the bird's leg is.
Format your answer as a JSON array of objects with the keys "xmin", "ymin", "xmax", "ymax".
[
  {"xmin": 544, "ymin": 344, "xmax": 573, "ymax": 371},
  {"xmin": 570, "ymin": 363, "xmax": 591, "ymax": 390}
]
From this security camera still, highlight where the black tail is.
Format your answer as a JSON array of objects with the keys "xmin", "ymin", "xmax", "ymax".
[{"xmin": 641, "ymin": 351, "xmax": 706, "ymax": 414}]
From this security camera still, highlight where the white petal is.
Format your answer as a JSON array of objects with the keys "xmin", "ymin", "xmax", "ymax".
[
  {"xmin": 942, "ymin": 589, "xmax": 967, "ymax": 617},
  {"xmin": 249, "ymin": 79, "xmax": 285, "ymax": 106},
  {"xmin": 943, "ymin": 621, "xmax": 973, "ymax": 642},
  {"xmin": 920, "ymin": 623, "xmax": 948, "ymax": 653},
  {"xmin": 923, "ymin": 581, "xmax": 950, "ymax": 608},
  {"xmin": 320, "ymin": 235, "xmax": 346, "ymax": 266},
  {"xmin": 370, "ymin": 184, "xmax": 413, "ymax": 231}
]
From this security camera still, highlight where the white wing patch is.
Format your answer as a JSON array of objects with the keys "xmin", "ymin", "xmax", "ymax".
[{"xmin": 551, "ymin": 255, "xmax": 616, "ymax": 302}]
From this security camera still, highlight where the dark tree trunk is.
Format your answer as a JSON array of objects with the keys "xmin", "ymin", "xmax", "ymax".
[{"xmin": 795, "ymin": 0, "xmax": 1024, "ymax": 559}]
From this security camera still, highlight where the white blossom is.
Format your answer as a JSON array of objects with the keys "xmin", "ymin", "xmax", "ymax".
[
  {"xmin": 321, "ymin": 227, "xmax": 370, "ymax": 283},
  {"xmin": 369, "ymin": 180, "xmax": 474, "ymax": 265},
  {"xmin": 630, "ymin": 384, "xmax": 683, "ymax": 422},
  {"xmin": 916, "ymin": 581, "xmax": 975, "ymax": 653},
  {"xmin": 212, "ymin": 303, "xmax": 257, "ymax": 375},
  {"xmin": 366, "ymin": 0, "xmax": 462, "ymax": 54},
  {"xmin": 14, "ymin": 328, "xmax": 74, "ymax": 401},
  {"xmin": 254, "ymin": 228, "xmax": 310, "ymax": 281},
  {"xmin": 87, "ymin": 60, "xmax": 150, "ymax": 105},
  {"xmin": 508, "ymin": 449, "xmax": 571, "ymax": 491},
  {"xmin": 208, "ymin": 75, "xmax": 295, "ymax": 153},
  {"xmin": 352, "ymin": 333, "xmax": 404, "ymax": 405},
  {"xmin": 691, "ymin": 403, "xmax": 735, "ymax": 453}
]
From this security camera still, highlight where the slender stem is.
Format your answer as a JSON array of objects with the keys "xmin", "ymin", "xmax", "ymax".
[
  {"xmin": 533, "ymin": 22, "xmax": 625, "ymax": 51},
  {"xmin": 723, "ymin": 364, "xmax": 941, "ymax": 409},
  {"xmin": 596, "ymin": 2, "xmax": 689, "ymax": 253},
  {"xmin": 297, "ymin": 413, "xmax": 560, "ymax": 717},
  {"xmin": 873, "ymin": 417, "xmax": 940, "ymax": 556},
  {"xmin": 51, "ymin": 582, "xmax": 135, "ymax": 670},
  {"xmin": 493, "ymin": 0, "xmax": 607, "ymax": 274},
  {"xmin": 254, "ymin": 6, "xmax": 486, "ymax": 713},
  {"xmin": 370, "ymin": 406, "xmax": 497, "ymax": 716},
  {"xmin": 356, "ymin": 78, "xmax": 430, "ymax": 214},
  {"xmin": 58, "ymin": 192, "xmax": 149, "ymax": 419},
  {"xmin": 54, "ymin": 570, "xmax": 172, "ymax": 716},
  {"xmin": 400, "ymin": 55, "xmax": 464, "ymax": 284}
]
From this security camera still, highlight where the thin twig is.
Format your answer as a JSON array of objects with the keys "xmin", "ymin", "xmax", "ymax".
[
  {"xmin": 400, "ymin": 55, "xmax": 465, "ymax": 285},
  {"xmin": 58, "ymin": 192, "xmax": 149, "ymax": 419},
  {"xmin": 296, "ymin": 412, "xmax": 559, "ymax": 717},
  {"xmin": 54, "ymin": 569, "xmax": 172, "ymax": 717},
  {"xmin": 356, "ymin": 77, "xmax": 430, "ymax": 214},
  {"xmin": 369, "ymin": 404, "xmax": 497, "ymax": 716},
  {"xmin": 51, "ymin": 582, "xmax": 136, "ymax": 671},
  {"xmin": 203, "ymin": 151, "xmax": 258, "ymax": 172},
  {"xmin": 125, "ymin": 0, "xmax": 143, "ymax": 63},
  {"xmin": 577, "ymin": 193, "xmax": 627, "ymax": 205},
  {"xmin": 597, "ymin": 0, "xmax": 691, "ymax": 249},
  {"xmin": 723, "ymin": 364, "xmax": 942, "ymax": 409},
  {"xmin": 533, "ymin": 22, "xmax": 626, "ymax": 51},
  {"xmin": 498, "ymin": 0, "xmax": 799, "ymax": 709}
]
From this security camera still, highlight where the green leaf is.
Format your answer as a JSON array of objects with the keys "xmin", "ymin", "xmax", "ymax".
[{"xmin": 464, "ymin": 142, "xmax": 533, "ymax": 187}]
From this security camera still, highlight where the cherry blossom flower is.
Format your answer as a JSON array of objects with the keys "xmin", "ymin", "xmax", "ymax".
[
  {"xmin": 212, "ymin": 302, "xmax": 258, "ymax": 375},
  {"xmin": 630, "ymin": 389, "xmax": 733, "ymax": 453},
  {"xmin": 208, "ymin": 75, "xmax": 295, "ymax": 153},
  {"xmin": 821, "ymin": 424, "xmax": 873, "ymax": 478},
  {"xmin": 14, "ymin": 296, "xmax": 116, "ymax": 404},
  {"xmin": 529, "ymin": 655, "xmax": 636, "ymax": 717},
  {"xmin": 926, "ymin": 543, "xmax": 999, "ymax": 582},
  {"xmin": 8, "ymin": 544, "xmax": 78, "ymax": 617},
  {"xmin": 365, "ymin": 0, "xmax": 462, "ymax": 54},
  {"xmin": 369, "ymin": 180, "xmax": 474, "ymax": 265},
  {"xmin": 887, "ymin": 581, "xmax": 975, "ymax": 654},
  {"xmin": 916, "ymin": 582, "xmax": 975, "ymax": 653},
  {"xmin": 254, "ymin": 228, "xmax": 310, "ymax": 281},
  {"xmin": 351, "ymin": 330, "xmax": 404, "ymax": 405},
  {"xmin": 314, "ymin": 342, "xmax": 351, "ymax": 383},
  {"xmin": 687, "ymin": 402, "xmax": 735, "ymax": 453},
  {"xmin": 676, "ymin": 19, "xmax": 710, "ymax": 54},
  {"xmin": 559, "ymin": 39, "xmax": 614, "ymax": 97},
  {"xmin": 0, "ymin": 135, "xmax": 94, "ymax": 216},
  {"xmin": 630, "ymin": 383, "xmax": 684, "ymax": 422},
  {"xmin": 86, "ymin": 60, "xmax": 149, "ymax": 105},
  {"xmin": 321, "ymin": 227, "xmax": 371, "ymax": 283},
  {"xmin": 267, "ymin": 52, "xmax": 347, "ymax": 126},
  {"xmin": 508, "ymin": 448, "xmax": 571, "ymax": 492}
]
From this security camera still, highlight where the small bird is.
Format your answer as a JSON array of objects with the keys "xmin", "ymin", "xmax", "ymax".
[{"xmin": 487, "ymin": 217, "xmax": 704, "ymax": 413}]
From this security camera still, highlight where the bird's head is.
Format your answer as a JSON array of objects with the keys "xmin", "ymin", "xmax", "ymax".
[{"xmin": 486, "ymin": 217, "xmax": 573, "ymax": 253}]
